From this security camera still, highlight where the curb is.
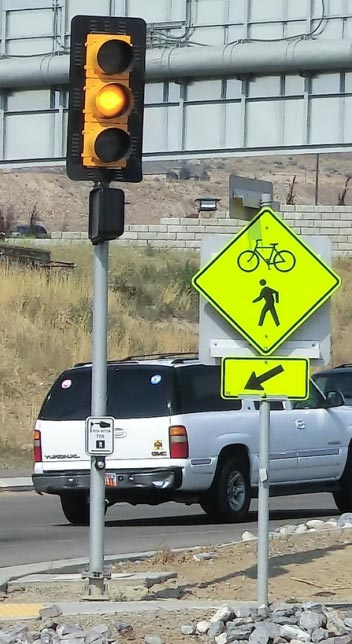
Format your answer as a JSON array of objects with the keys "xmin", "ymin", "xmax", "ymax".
[{"xmin": 0, "ymin": 478, "xmax": 33, "ymax": 492}]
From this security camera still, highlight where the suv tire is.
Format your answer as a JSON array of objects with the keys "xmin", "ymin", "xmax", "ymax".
[
  {"xmin": 333, "ymin": 489, "xmax": 352, "ymax": 513},
  {"xmin": 333, "ymin": 450, "xmax": 352, "ymax": 513},
  {"xmin": 60, "ymin": 492, "xmax": 90, "ymax": 526},
  {"xmin": 200, "ymin": 456, "xmax": 250, "ymax": 522}
]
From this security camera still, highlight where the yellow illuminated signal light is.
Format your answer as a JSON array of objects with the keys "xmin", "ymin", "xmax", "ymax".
[
  {"xmin": 66, "ymin": 15, "xmax": 146, "ymax": 182},
  {"xmin": 82, "ymin": 33, "xmax": 134, "ymax": 168},
  {"xmin": 95, "ymin": 84, "xmax": 131, "ymax": 119}
]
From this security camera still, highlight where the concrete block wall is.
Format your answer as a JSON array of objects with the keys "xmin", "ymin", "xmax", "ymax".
[{"xmin": 11, "ymin": 206, "xmax": 352, "ymax": 256}]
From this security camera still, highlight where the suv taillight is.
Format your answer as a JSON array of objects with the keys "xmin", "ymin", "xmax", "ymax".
[
  {"xmin": 33, "ymin": 429, "xmax": 42, "ymax": 462},
  {"xmin": 169, "ymin": 425, "xmax": 189, "ymax": 458}
]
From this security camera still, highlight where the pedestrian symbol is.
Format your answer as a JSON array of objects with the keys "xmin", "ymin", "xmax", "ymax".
[
  {"xmin": 192, "ymin": 207, "xmax": 341, "ymax": 355},
  {"xmin": 253, "ymin": 279, "xmax": 280, "ymax": 327},
  {"xmin": 96, "ymin": 439, "xmax": 105, "ymax": 449}
]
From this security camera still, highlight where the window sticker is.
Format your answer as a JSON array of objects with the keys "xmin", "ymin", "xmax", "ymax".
[
  {"xmin": 150, "ymin": 374, "xmax": 162, "ymax": 385},
  {"xmin": 61, "ymin": 379, "xmax": 72, "ymax": 389}
]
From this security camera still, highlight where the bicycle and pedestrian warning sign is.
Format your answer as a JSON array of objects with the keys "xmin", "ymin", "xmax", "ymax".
[
  {"xmin": 192, "ymin": 206, "xmax": 341, "ymax": 355},
  {"xmin": 221, "ymin": 356, "xmax": 309, "ymax": 399}
]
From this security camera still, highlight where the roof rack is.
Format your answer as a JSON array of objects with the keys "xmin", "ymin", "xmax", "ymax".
[
  {"xmin": 74, "ymin": 352, "xmax": 199, "ymax": 368},
  {"xmin": 334, "ymin": 364, "xmax": 352, "ymax": 368},
  {"xmin": 121, "ymin": 351, "xmax": 199, "ymax": 362}
]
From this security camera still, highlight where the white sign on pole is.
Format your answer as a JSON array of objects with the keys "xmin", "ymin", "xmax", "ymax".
[{"xmin": 85, "ymin": 417, "xmax": 114, "ymax": 456}]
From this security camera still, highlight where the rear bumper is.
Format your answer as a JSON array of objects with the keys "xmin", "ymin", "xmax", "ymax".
[{"xmin": 32, "ymin": 468, "xmax": 183, "ymax": 496}]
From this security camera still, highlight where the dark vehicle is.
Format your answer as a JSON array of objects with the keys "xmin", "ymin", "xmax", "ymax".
[
  {"xmin": 10, "ymin": 224, "xmax": 48, "ymax": 239},
  {"xmin": 312, "ymin": 364, "xmax": 352, "ymax": 406}
]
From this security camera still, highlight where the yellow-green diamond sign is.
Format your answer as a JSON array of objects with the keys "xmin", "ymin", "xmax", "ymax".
[{"xmin": 192, "ymin": 207, "xmax": 341, "ymax": 355}]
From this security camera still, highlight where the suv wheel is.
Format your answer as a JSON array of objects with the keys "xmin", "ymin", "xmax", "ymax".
[
  {"xmin": 60, "ymin": 492, "xmax": 90, "ymax": 526},
  {"xmin": 333, "ymin": 452, "xmax": 352, "ymax": 513},
  {"xmin": 333, "ymin": 490, "xmax": 352, "ymax": 513},
  {"xmin": 200, "ymin": 456, "xmax": 250, "ymax": 522}
]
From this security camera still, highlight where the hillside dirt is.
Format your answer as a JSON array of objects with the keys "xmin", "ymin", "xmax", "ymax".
[{"xmin": 2, "ymin": 153, "xmax": 352, "ymax": 233}]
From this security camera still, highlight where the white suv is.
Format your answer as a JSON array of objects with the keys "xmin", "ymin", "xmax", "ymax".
[{"xmin": 32, "ymin": 354, "xmax": 352, "ymax": 525}]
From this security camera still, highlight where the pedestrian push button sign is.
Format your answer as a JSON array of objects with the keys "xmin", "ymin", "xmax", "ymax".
[
  {"xmin": 86, "ymin": 416, "xmax": 114, "ymax": 455},
  {"xmin": 192, "ymin": 207, "xmax": 341, "ymax": 355}
]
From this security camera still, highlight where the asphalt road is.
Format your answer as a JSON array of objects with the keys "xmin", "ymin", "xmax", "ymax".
[{"xmin": 0, "ymin": 491, "xmax": 339, "ymax": 569}]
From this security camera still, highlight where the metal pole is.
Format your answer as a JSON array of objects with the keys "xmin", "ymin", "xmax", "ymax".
[
  {"xmin": 315, "ymin": 154, "xmax": 320, "ymax": 205},
  {"xmin": 88, "ymin": 239, "xmax": 109, "ymax": 596},
  {"xmin": 257, "ymin": 398, "xmax": 270, "ymax": 611},
  {"xmin": 256, "ymin": 193, "xmax": 272, "ymax": 612}
]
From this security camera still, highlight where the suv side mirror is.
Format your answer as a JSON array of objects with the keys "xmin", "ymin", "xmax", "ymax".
[{"xmin": 325, "ymin": 390, "xmax": 345, "ymax": 408}]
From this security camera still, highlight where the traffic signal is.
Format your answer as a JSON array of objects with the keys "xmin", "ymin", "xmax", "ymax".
[{"xmin": 66, "ymin": 15, "xmax": 146, "ymax": 183}]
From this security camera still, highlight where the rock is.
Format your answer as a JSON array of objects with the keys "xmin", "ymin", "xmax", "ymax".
[
  {"xmin": 248, "ymin": 621, "xmax": 280, "ymax": 644},
  {"xmin": 242, "ymin": 531, "xmax": 257, "ymax": 542},
  {"xmin": 208, "ymin": 621, "xmax": 225, "ymax": 639},
  {"xmin": 299, "ymin": 610, "xmax": 326, "ymax": 632},
  {"xmin": 271, "ymin": 616, "xmax": 298, "ymax": 626},
  {"xmin": 39, "ymin": 606, "xmax": 63, "ymax": 620},
  {"xmin": 57, "ymin": 627, "xmax": 83, "ymax": 638},
  {"xmin": 144, "ymin": 636, "xmax": 163, "ymax": 644},
  {"xmin": 280, "ymin": 625, "xmax": 310, "ymax": 641},
  {"xmin": 306, "ymin": 520, "xmax": 326, "ymax": 530},
  {"xmin": 85, "ymin": 631, "xmax": 107, "ymax": 644},
  {"xmin": 211, "ymin": 606, "xmax": 234, "ymax": 624},
  {"xmin": 40, "ymin": 629, "xmax": 58, "ymax": 644},
  {"xmin": 324, "ymin": 610, "xmax": 348, "ymax": 636},
  {"xmin": 311, "ymin": 628, "xmax": 330, "ymax": 642},
  {"xmin": 235, "ymin": 607, "xmax": 257, "ymax": 619},
  {"xmin": 0, "ymin": 627, "xmax": 29, "ymax": 644},
  {"xmin": 279, "ymin": 524, "xmax": 297, "ymax": 535},
  {"xmin": 193, "ymin": 552, "xmax": 219, "ymax": 562},
  {"xmin": 227, "ymin": 625, "xmax": 252, "ymax": 639},
  {"xmin": 197, "ymin": 621, "xmax": 211, "ymax": 634},
  {"xmin": 295, "ymin": 524, "xmax": 308, "ymax": 534},
  {"xmin": 180, "ymin": 625, "xmax": 194, "ymax": 635},
  {"xmin": 114, "ymin": 623, "xmax": 133, "ymax": 635},
  {"xmin": 344, "ymin": 618, "xmax": 352, "ymax": 629},
  {"xmin": 215, "ymin": 634, "xmax": 228, "ymax": 644},
  {"xmin": 337, "ymin": 513, "xmax": 352, "ymax": 527}
]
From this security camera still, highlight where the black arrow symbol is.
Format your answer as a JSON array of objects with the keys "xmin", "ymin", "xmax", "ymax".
[{"xmin": 245, "ymin": 365, "xmax": 284, "ymax": 390}]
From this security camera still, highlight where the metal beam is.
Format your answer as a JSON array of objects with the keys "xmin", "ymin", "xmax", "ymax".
[{"xmin": 0, "ymin": 39, "xmax": 352, "ymax": 89}]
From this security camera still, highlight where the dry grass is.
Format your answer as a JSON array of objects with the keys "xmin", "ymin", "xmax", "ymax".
[
  {"xmin": 0, "ymin": 244, "xmax": 350, "ymax": 470},
  {"xmin": 0, "ymin": 246, "xmax": 198, "ymax": 468}
]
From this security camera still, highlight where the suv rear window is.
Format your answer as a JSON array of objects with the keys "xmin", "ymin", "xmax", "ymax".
[
  {"xmin": 39, "ymin": 365, "xmax": 178, "ymax": 420},
  {"xmin": 177, "ymin": 365, "xmax": 242, "ymax": 413}
]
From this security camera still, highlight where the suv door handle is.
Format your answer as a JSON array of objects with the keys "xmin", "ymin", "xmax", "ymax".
[{"xmin": 295, "ymin": 419, "xmax": 306, "ymax": 429}]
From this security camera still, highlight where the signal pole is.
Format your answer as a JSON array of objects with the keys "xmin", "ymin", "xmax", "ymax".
[{"xmin": 66, "ymin": 14, "xmax": 146, "ymax": 599}]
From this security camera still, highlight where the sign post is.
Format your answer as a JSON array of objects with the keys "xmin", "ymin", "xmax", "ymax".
[{"xmin": 192, "ymin": 197, "xmax": 341, "ymax": 610}]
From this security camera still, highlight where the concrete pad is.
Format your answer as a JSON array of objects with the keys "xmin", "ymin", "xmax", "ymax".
[{"xmin": 7, "ymin": 572, "xmax": 177, "ymax": 601}]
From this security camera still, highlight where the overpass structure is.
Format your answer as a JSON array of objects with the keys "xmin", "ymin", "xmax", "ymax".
[{"xmin": 1, "ymin": 0, "xmax": 352, "ymax": 167}]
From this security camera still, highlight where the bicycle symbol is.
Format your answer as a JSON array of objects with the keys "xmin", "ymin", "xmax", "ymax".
[{"xmin": 237, "ymin": 239, "xmax": 296, "ymax": 273}]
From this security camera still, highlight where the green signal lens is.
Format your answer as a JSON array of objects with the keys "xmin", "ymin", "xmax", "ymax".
[{"xmin": 94, "ymin": 128, "xmax": 131, "ymax": 162}]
